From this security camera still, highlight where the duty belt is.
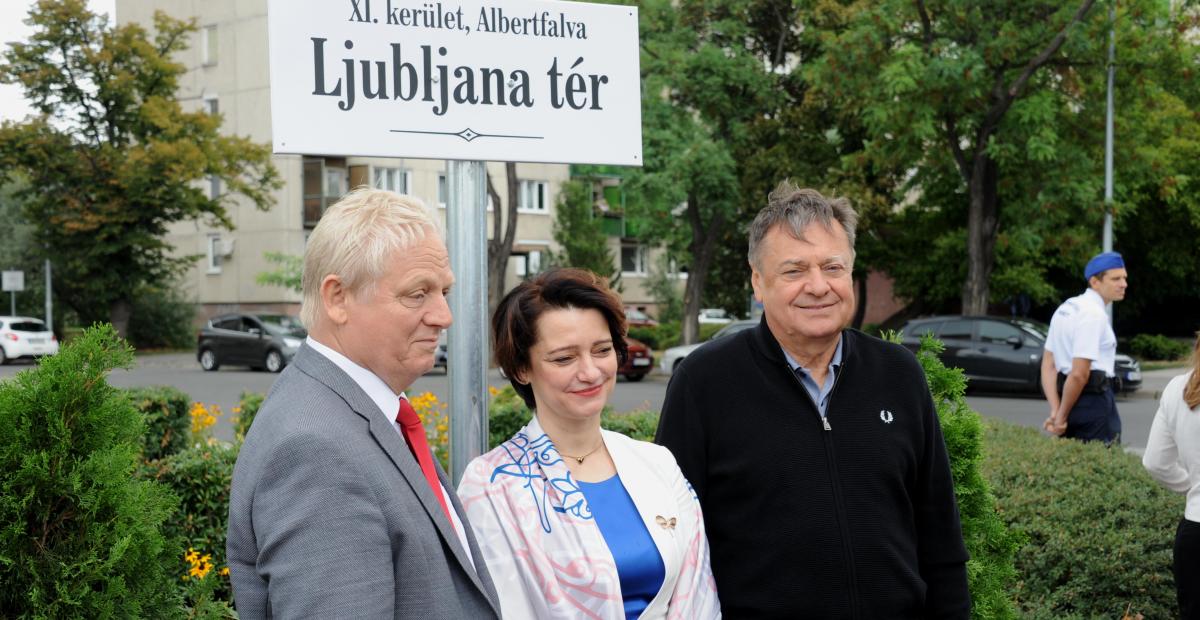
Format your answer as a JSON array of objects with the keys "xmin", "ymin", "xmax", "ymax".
[{"xmin": 1056, "ymin": 370, "xmax": 1112, "ymax": 395}]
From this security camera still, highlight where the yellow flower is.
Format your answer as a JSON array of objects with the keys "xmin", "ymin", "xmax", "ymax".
[{"xmin": 221, "ymin": 566, "xmax": 230, "ymax": 577}]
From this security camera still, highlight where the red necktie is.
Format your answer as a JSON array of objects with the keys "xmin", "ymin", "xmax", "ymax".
[{"xmin": 396, "ymin": 397, "xmax": 454, "ymax": 526}]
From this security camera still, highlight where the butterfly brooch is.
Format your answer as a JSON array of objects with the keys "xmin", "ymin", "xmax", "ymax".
[{"xmin": 655, "ymin": 515, "xmax": 677, "ymax": 530}]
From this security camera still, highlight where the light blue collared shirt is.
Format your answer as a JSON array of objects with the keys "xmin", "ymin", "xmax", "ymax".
[{"xmin": 783, "ymin": 334, "xmax": 844, "ymax": 418}]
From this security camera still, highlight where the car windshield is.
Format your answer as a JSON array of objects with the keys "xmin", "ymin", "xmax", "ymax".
[
  {"xmin": 715, "ymin": 321, "xmax": 755, "ymax": 338},
  {"xmin": 1013, "ymin": 319, "xmax": 1048, "ymax": 340},
  {"xmin": 258, "ymin": 315, "xmax": 307, "ymax": 338}
]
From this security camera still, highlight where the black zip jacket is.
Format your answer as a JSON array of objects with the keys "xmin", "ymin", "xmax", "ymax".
[{"xmin": 655, "ymin": 320, "xmax": 970, "ymax": 619}]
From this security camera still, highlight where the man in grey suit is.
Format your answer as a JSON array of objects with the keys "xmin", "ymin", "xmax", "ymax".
[{"xmin": 227, "ymin": 188, "xmax": 501, "ymax": 618}]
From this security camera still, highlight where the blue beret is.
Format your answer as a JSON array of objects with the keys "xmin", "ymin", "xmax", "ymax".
[{"xmin": 1084, "ymin": 251, "xmax": 1124, "ymax": 280}]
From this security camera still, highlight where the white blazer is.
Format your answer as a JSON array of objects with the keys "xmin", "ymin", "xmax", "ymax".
[{"xmin": 457, "ymin": 415, "xmax": 721, "ymax": 619}]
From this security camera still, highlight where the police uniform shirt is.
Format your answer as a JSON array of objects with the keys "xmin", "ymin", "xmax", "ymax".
[{"xmin": 1044, "ymin": 288, "xmax": 1117, "ymax": 377}]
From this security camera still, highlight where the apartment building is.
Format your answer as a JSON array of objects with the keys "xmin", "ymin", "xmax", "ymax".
[{"xmin": 115, "ymin": 0, "xmax": 571, "ymax": 320}]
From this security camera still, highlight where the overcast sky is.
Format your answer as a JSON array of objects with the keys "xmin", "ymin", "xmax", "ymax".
[{"xmin": 0, "ymin": 0, "xmax": 117, "ymax": 122}]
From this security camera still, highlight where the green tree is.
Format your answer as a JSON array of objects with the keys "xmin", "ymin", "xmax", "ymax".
[
  {"xmin": 549, "ymin": 178, "xmax": 620, "ymax": 284},
  {"xmin": 256, "ymin": 252, "xmax": 303, "ymax": 293},
  {"xmin": 813, "ymin": 0, "xmax": 1194, "ymax": 316},
  {"xmin": 633, "ymin": 0, "xmax": 779, "ymax": 344},
  {"xmin": 0, "ymin": 0, "xmax": 279, "ymax": 336}
]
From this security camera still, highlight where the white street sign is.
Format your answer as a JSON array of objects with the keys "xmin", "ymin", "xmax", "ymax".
[
  {"xmin": 268, "ymin": 0, "xmax": 642, "ymax": 165},
  {"xmin": 2, "ymin": 271, "xmax": 24, "ymax": 292}
]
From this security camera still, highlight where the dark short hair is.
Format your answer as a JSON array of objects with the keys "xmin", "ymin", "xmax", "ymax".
[
  {"xmin": 748, "ymin": 181, "xmax": 858, "ymax": 270},
  {"xmin": 492, "ymin": 268, "xmax": 628, "ymax": 410}
]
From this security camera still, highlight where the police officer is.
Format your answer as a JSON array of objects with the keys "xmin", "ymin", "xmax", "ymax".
[{"xmin": 1041, "ymin": 251, "xmax": 1128, "ymax": 443}]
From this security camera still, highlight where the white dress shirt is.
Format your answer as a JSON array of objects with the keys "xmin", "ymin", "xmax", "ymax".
[
  {"xmin": 1144, "ymin": 371, "xmax": 1200, "ymax": 523},
  {"xmin": 305, "ymin": 337, "xmax": 476, "ymax": 569},
  {"xmin": 1044, "ymin": 288, "xmax": 1117, "ymax": 376}
]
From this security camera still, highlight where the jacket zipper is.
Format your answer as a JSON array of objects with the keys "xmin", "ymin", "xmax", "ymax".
[{"xmin": 786, "ymin": 360, "xmax": 861, "ymax": 619}]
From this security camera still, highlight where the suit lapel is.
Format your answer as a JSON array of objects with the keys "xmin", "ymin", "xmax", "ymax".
[{"xmin": 292, "ymin": 344, "xmax": 495, "ymax": 606}]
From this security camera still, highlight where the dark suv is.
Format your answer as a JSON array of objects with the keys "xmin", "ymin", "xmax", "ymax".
[
  {"xmin": 197, "ymin": 313, "xmax": 306, "ymax": 373},
  {"xmin": 896, "ymin": 315, "xmax": 1141, "ymax": 394}
]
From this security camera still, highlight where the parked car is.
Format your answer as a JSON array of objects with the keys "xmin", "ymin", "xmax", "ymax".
[
  {"xmin": 197, "ymin": 313, "xmax": 306, "ymax": 373},
  {"xmin": 896, "ymin": 315, "xmax": 1142, "ymax": 393},
  {"xmin": 624, "ymin": 308, "xmax": 659, "ymax": 328},
  {"xmin": 0, "ymin": 316, "xmax": 58, "ymax": 365},
  {"xmin": 660, "ymin": 319, "xmax": 757, "ymax": 374},
  {"xmin": 620, "ymin": 336, "xmax": 654, "ymax": 381},
  {"xmin": 698, "ymin": 308, "xmax": 734, "ymax": 324},
  {"xmin": 433, "ymin": 331, "xmax": 448, "ymax": 372}
]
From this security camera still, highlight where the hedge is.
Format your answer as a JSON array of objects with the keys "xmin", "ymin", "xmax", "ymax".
[
  {"xmin": 983, "ymin": 421, "xmax": 1182, "ymax": 618},
  {"xmin": 128, "ymin": 385, "xmax": 192, "ymax": 461},
  {"xmin": 141, "ymin": 442, "xmax": 240, "ymax": 604},
  {"xmin": 1129, "ymin": 333, "xmax": 1191, "ymax": 361}
]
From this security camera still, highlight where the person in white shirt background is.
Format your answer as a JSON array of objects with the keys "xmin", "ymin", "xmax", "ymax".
[
  {"xmin": 1041, "ymin": 251, "xmax": 1128, "ymax": 444},
  {"xmin": 1143, "ymin": 333, "xmax": 1200, "ymax": 620}
]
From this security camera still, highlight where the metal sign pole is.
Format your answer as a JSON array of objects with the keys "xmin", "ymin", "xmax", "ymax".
[
  {"xmin": 446, "ymin": 160, "xmax": 490, "ymax": 485},
  {"xmin": 44, "ymin": 259, "xmax": 52, "ymax": 327}
]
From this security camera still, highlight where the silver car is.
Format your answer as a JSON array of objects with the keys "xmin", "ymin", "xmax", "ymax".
[{"xmin": 660, "ymin": 319, "xmax": 758, "ymax": 374}]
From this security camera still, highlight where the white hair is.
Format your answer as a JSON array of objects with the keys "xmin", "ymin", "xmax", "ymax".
[{"xmin": 300, "ymin": 187, "xmax": 443, "ymax": 328}]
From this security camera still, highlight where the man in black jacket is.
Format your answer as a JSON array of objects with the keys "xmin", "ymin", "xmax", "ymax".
[{"xmin": 655, "ymin": 182, "xmax": 970, "ymax": 618}]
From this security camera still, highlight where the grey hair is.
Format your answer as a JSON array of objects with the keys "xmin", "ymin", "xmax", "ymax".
[
  {"xmin": 747, "ymin": 181, "xmax": 859, "ymax": 269},
  {"xmin": 300, "ymin": 187, "xmax": 443, "ymax": 328}
]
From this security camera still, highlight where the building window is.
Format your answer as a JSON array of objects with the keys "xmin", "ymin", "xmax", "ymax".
[
  {"xmin": 621, "ymin": 242, "xmax": 648, "ymax": 276},
  {"xmin": 207, "ymin": 234, "xmax": 222, "ymax": 274},
  {"xmin": 437, "ymin": 173, "xmax": 447, "ymax": 208},
  {"xmin": 518, "ymin": 180, "xmax": 548, "ymax": 212},
  {"xmin": 208, "ymin": 175, "xmax": 221, "ymax": 200},
  {"xmin": 204, "ymin": 95, "xmax": 219, "ymax": 116},
  {"xmin": 513, "ymin": 251, "xmax": 543, "ymax": 277},
  {"xmin": 302, "ymin": 158, "xmax": 347, "ymax": 228},
  {"xmin": 373, "ymin": 166, "xmax": 408, "ymax": 193},
  {"xmin": 201, "ymin": 25, "xmax": 218, "ymax": 66}
]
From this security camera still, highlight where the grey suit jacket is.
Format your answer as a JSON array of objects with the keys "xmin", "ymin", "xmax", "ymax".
[{"xmin": 227, "ymin": 344, "xmax": 501, "ymax": 619}]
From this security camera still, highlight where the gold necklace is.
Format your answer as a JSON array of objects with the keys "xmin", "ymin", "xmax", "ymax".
[{"xmin": 558, "ymin": 439, "xmax": 604, "ymax": 464}]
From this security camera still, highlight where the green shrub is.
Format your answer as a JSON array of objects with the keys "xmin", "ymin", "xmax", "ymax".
[
  {"xmin": 127, "ymin": 282, "xmax": 197, "ymax": 350},
  {"xmin": 486, "ymin": 387, "xmax": 659, "ymax": 447},
  {"xmin": 0, "ymin": 324, "xmax": 182, "ymax": 616},
  {"xmin": 141, "ymin": 441, "xmax": 239, "ymax": 603},
  {"xmin": 654, "ymin": 321, "xmax": 682, "ymax": 349},
  {"xmin": 488, "ymin": 385, "xmax": 534, "ymax": 448},
  {"xmin": 698, "ymin": 322, "xmax": 725, "ymax": 342},
  {"xmin": 128, "ymin": 385, "xmax": 192, "ymax": 461},
  {"xmin": 235, "ymin": 391, "xmax": 265, "ymax": 439},
  {"xmin": 983, "ymin": 420, "xmax": 1181, "ymax": 619},
  {"xmin": 1129, "ymin": 333, "xmax": 1190, "ymax": 361},
  {"xmin": 908, "ymin": 334, "xmax": 1021, "ymax": 619},
  {"xmin": 628, "ymin": 326, "xmax": 660, "ymax": 350},
  {"xmin": 599, "ymin": 409, "xmax": 659, "ymax": 442}
]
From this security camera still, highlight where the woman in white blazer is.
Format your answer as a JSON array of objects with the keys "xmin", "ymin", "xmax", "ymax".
[
  {"xmin": 1143, "ymin": 333, "xmax": 1200, "ymax": 620},
  {"xmin": 458, "ymin": 268, "xmax": 720, "ymax": 619}
]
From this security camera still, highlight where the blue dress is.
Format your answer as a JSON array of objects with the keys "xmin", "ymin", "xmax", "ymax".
[{"xmin": 579, "ymin": 474, "xmax": 667, "ymax": 619}]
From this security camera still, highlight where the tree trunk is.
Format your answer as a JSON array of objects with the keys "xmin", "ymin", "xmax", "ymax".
[
  {"xmin": 109, "ymin": 298, "xmax": 132, "ymax": 339},
  {"xmin": 962, "ymin": 155, "xmax": 1000, "ymax": 315},
  {"xmin": 680, "ymin": 194, "xmax": 724, "ymax": 345},
  {"xmin": 486, "ymin": 163, "xmax": 520, "ymax": 317},
  {"xmin": 852, "ymin": 274, "xmax": 868, "ymax": 329}
]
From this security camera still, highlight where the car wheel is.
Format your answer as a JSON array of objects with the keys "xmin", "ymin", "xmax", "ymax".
[
  {"xmin": 624, "ymin": 373, "xmax": 646, "ymax": 382},
  {"xmin": 264, "ymin": 349, "xmax": 284, "ymax": 373},
  {"xmin": 0, "ymin": 346, "xmax": 7, "ymax": 365},
  {"xmin": 199, "ymin": 348, "xmax": 220, "ymax": 371}
]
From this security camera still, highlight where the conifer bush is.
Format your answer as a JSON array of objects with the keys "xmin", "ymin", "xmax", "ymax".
[
  {"xmin": 0, "ymin": 324, "xmax": 182, "ymax": 616},
  {"xmin": 901, "ymin": 332, "xmax": 1022, "ymax": 619}
]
